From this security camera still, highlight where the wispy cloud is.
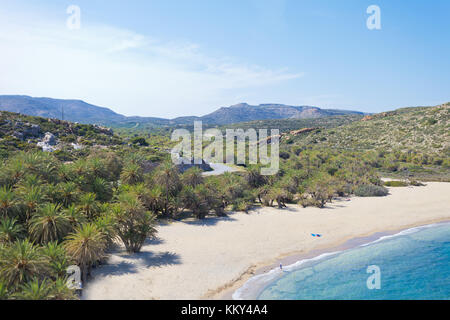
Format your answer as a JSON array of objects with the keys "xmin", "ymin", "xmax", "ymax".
[{"xmin": 0, "ymin": 8, "xmax": 302, "ymax": 118}]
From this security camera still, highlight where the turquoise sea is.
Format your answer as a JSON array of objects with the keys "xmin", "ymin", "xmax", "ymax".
[{"xmin": 236, "ymin": 222, "xmax": 450, "ymax": 300}]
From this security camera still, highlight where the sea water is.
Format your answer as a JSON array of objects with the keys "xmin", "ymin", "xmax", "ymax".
[{"xmin": 256, "ymin": 222, "xmax": 450, "ymax": 300}]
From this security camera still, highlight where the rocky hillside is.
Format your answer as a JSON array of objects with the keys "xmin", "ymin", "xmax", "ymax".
[{"xmin": 0, "ymin": 110, "xmax": 123, "ymax": 159}]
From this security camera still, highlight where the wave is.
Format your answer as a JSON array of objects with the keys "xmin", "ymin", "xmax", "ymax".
[
  {"xmin": 359, "ymin": 221, "xmax": 450, "ymax": 247},
  {"xmin": 232, "ymin": 221, "xmax": 450, "ymax": 300}
]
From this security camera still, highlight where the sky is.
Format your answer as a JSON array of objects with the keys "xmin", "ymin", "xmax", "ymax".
[{"xmin": 0, "ymin": 0, "xmax": 449, "ymax": 118}]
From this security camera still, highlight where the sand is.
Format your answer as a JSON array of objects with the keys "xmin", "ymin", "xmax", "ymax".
[{"xmin": 83, "ymin": 182, "xmax": 450, "ymax": 300}]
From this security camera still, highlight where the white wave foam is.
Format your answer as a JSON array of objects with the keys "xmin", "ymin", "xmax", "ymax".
[
  {"xmin": 359, "ymin": 222, "xmax": 449, "ymax": 247},
  {"xmin": 232, "ymin": 251, "xmax": 341, "ymax": 300},
  {"xmin": 232, "ymin": 221, "xmax": 450, "ymax": 300}
]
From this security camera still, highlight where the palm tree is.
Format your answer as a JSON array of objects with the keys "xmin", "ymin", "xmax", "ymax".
[
  {"xmin": 137, "ymin": 184, "xmax": 163, "ymax": 214},
  {"xmin": 203, "ymin": 181, "xmax": 226, "ymax": 216},
  {"xmin": 59, "ymin": 182, "xmax": 78, "ymax": 207},
  {"xmin": 0, "ymin": 218, "xmax": 24, "ymax": 244},
  {"xmin": 40, "ymin": 163, "xmax": 59, "ymax": 184},
  {"xmin": 114, "ymin": 193, "xmax": 157, "ymax": 253},
  {"xmin": 93, "ymin": 214, "xmax": 117, "ymax": 247},
  {"xmin": 57, "ymin": 164, "xmax": 73, "ymax": 182},
  {"xmin": 17, "ymin": 174, "xmax": 41, "ymax": 190},
  {"xmin": 221, "ymin": 173, "xmax": 246, "ymax": 207},
  {"xmin": 267, "ymin": 186, "xmax": 289, "ymax": 209},
  {"xmin": 306, "ymin": 173, "xmax": 335, "ymax": 208},
  {"xmin": 0, "ymin": 280, "xmax": 8, "ymax": 300},
  {"xmin": 71, "ymin": 159, "xmax": 88, "ymax": 177},
  {"xmin": 92, "ymin": 177, "xmax": 112, "ymax": 202},
  {"xmin": 153, "ymin": 162, "xmax": 181, "ymax": 216},
  {"xmin": 120, "ymin": 163, "xmax": 143, "ymax": 185},
  {"xmin": 64, "ymin": 205, "xmax": 86, "ymax": 230},
  {"xmin": 64, "ymin": 223, "xmax": 106, "ymax": 282},
  {"xmin": 21, "ymin": 152, "xmax": 58, "ymax": 183},
  {"xmin": 0, "ymin": 186, "xmax": 17, "ymax": 219},
  {"xmin": 77, "ymin": 193, "xmax": 99, "ymax": 220},
  {"xmin": 87, "ymin": 157, "xmax": 108, "ymax": 180},
  {"xmin": 0, "ymin": 240, "xmax": 49, "ymax": 288},
  {"xmin": 42, "ymin": 242, "xmax": 71, "ymax": 279},
  {"xmin": 13, "ymin": 278, "xmax": 52, "ymax": 300},
  {"xmin": 246, "ymin": 166, "xmax": 267, "ymax": 188},
  {"xmin": 180, "ymin": 185, "xmax": 211, "ymax": 219},
  {"xmin": 181, "ymin": 167, "xmax": 204, "ymax": 188},
  {"xmin": 19, "ymin": 185, "xmax": 45, "ymax": 221},
  {"xmin": 22, "ymin": 152, "xmax": 44, "ymax": 173},
  {"xmin": 6, "ymin": 157, "xmax": 25, "ymax": 186},
  {"xmin": 257, "ymin": 185, "xmax": 271, "ymax": 205},
  {"xmin": 50, "ymin": 277, "xmax": 78, "ymax": 300},
  {"xmin": 29, "ymin": 204, "xmax": 71, "ymax": 244}
]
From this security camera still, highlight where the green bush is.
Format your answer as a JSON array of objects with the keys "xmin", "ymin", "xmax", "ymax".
[
  {"xmin": 354, "ymin": 185, "xmax": 388, "ymax": 197},
  {"xmin": 130, "ymin": 137, "xmax": 149, "ymax": 146},
  {"xmin": 384, "ymin": 180, "xmax": 408, "ymax": 187}
]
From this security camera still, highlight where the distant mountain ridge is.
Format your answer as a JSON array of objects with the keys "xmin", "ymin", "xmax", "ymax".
[
  {"xmin": 200, "ymin": 103, "xmax": 364, "ymax": 124},
  {"xmin": 0, "ymin": 95, "xmax": 364, "ymax": 126},
  {"xmin": 0, "ymin": 95, "xmax": 126, "ymax": 124}
]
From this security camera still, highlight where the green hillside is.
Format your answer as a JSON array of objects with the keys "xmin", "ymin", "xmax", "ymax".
[
  {"xmin": 220, "ymin": 114, "xmax": 364, "ymax": 134},
  {"xmin": 287, "ymin": 104, "xmax": 449, "ymax": 154}
]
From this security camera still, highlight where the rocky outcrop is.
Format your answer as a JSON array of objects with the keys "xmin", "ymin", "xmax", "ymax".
[
  {"xmin": 24, "ymin": 123, "xmax": 41, "ymax": 137},
  {"xmin": 71, "ymin": 143, "xmax": 83, "ymax": 150},
  {"xmin": 42, "ymin": 132, "xmax": 57, "ymax": 145},
  {"xmin": 37, "ymin": 132, "xmax": 58, "ymax": 152},
  {"xmin": 9, "ymin": 122, "xmax": 41, "ymax": 140}
]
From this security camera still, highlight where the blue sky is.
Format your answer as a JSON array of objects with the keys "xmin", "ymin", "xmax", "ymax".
[{"xmin": 0, "ymin": 0, "xmax": 449, "ymax": 118}]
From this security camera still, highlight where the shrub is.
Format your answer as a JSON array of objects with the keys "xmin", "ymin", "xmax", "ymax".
[
  {"xmin": 298, "ymin": 196, "xmax": 321, "ymax": 208},
  {"xmin": 354, "ymin": 185, "xmax": 388, "ymax": 197},
  {"xmin": 383, "ymin": 180, "xmax": 408, "ymax": 187},
  {"xmin": 305, "ymin": 173, "xmax": 336, "ymax": 208},
  {"xmin": 130, "ymin": 137, "xmax": 149, "ymax": 146},
  {"xmin": 232, "ymin": 200, "xmax": 252, "ymax": 213},
  {"xmin": 279, "ymin": 151, "xmax": 290, "ymax": 160}
]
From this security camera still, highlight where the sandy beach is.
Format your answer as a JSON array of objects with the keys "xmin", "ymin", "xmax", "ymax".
[{"xmin": 83, "ymin": 182, "xmax": 450, "ymax": 300}]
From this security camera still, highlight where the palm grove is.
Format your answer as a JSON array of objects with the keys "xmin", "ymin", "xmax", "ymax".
[{"xmin": 0, "ymin": 114, "xmax": 448, "ymax": 299}]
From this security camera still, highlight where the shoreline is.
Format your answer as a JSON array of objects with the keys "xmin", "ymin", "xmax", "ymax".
[
  {"xmin": 220, "ymin": 219, "xmax": 450, "ymax": 300},
  {"xmin": 83, "ymin": 182, "xmax": 450, "ymax": 300}
]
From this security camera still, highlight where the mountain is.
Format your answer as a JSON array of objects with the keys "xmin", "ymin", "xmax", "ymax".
[
  {"xmin": 0, "ymin": 95, "xmax": 128, "ymax": 124},
  {"xmin": 0, "ymin": 95, "xmax": 364, "ymax": 126}
]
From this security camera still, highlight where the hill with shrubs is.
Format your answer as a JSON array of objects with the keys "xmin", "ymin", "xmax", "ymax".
[
  {"xmin": 289, "ymin": 103, "xmax": 449, "ymax": 154},
  {"xmin": 0, "ymin": 111, "xmax": 123, "ymax": 160}
]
